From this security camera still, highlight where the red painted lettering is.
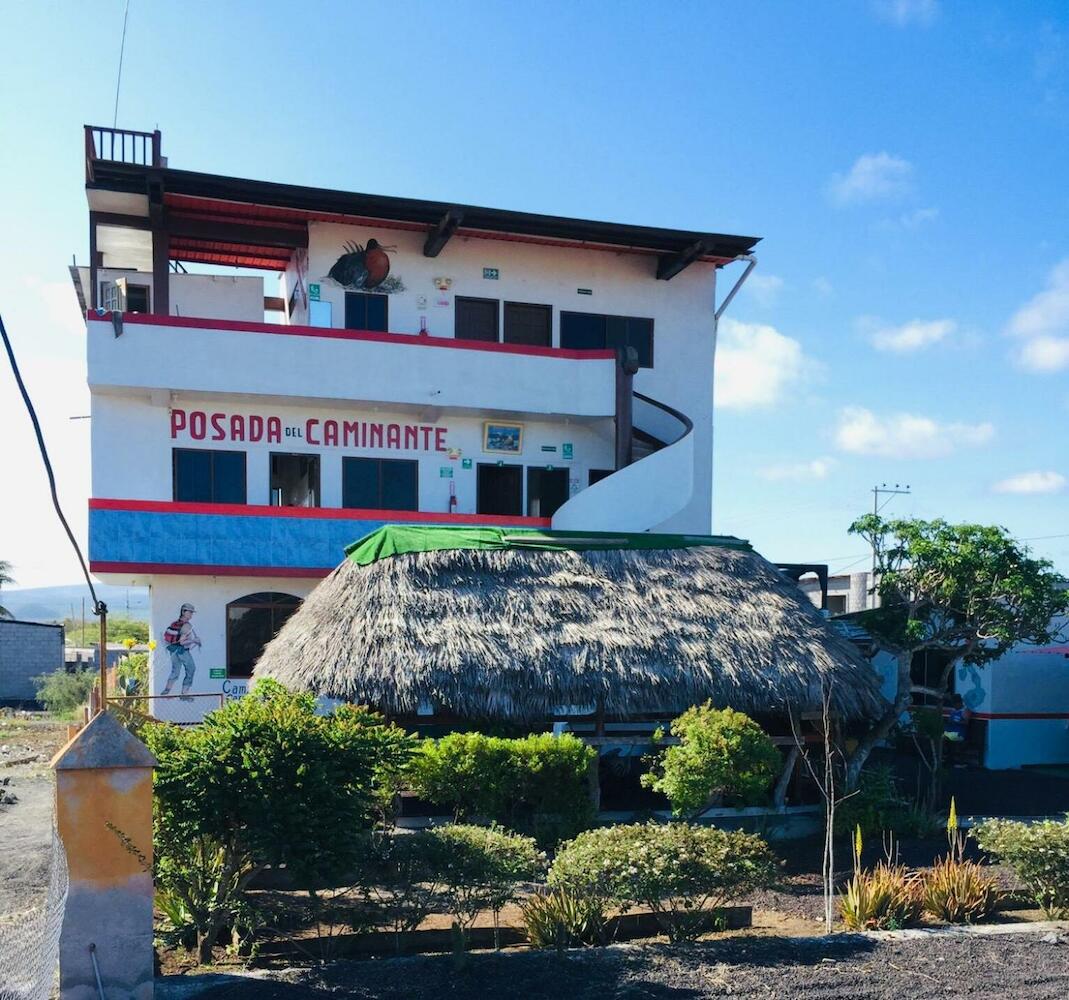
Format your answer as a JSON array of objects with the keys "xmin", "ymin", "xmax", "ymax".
[
  {"xmin": 404, "ymin": 425, "xmax": 419, "ymax": 450},
  {"xmin": 421, "ymin": 426, "xmax": 432, "ymax": 450},
  {"xmin": 210, "ymin": 413, "xmax": 226, "ymax": 441},
  {"xmin": 324, "ymin": 420, "xmax": 339, "ymax": 446},
  {"xmin": 267, "ymin": 417, "xmax": 282, "ymax": 443},
  {"xmin": 435, "ymin": 428, "xmax": 447, "ymax": 452},
  {"xmin": 386, "ymin": 424, "xmax": 401, "ymax": 449},
  {"xmin": 306, "ymin": 419, "xmax": 320, "ymax": 446},
  {"xmin": 248, "ymin": 415, "xmax": 263, "ymax": 442},
  {"xmin": 343, "ymin": 420, "xmax": 359, "ymax": 447},
  {"xmin": 170, "ymin": 408, "xmax": 187, "ymax": 439},
  {"xmin": 370, "ymin": 425, "xmax": 383, "ymax": 448},
  {"xmin": 189, "ymin": 411, "xmax": 206, "ymax": 440},
  {"xmin": 229, "ymin": 414, "xmax": 245, "ymax": 442}
]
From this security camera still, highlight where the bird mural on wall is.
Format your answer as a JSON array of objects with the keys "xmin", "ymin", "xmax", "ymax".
[{"xmin": 327, "ymin": 239, "xmax": 404, "ymax": 292}]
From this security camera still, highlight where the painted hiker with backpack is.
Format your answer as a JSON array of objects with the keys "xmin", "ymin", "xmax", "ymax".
[{"xmin": 161, "ymin": 602, "xmax": 201, "ymax": 697}]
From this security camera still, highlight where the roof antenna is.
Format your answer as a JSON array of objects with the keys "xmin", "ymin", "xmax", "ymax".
[{"xmin": 113, "ymin": 0, "xmax": 131, "ymax": 128}]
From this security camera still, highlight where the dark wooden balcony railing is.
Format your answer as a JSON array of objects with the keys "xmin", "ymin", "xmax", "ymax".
[{"xmin": 84, "ymin": 125, "xmax": 162, "ymax": 181}]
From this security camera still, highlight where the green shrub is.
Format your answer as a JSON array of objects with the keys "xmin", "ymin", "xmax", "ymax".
[
  {"xmin": 426, "ymin": 823, "xmax": 544, "ymax": 949},
  {"xmin": 548, "ymin": 822, "xmax": 777, "ymax": 943},
  {"xmin": 116, "ymin": 651, "xmax": 149, "ymax": 696},
  {"xmin": 521, "ymin": 887, "xmax": 607, "ymax": 950},
  {"xmin": 34, "ymin": 668, "xmax": 95, "ymax": 716},
  {"xmin": 974, "ymin": 816, "xmax": 1069, "ymax": 918},
  {"xmin": 143, "ymin": 680, "xmax": 416, "ymax": 962},
  {"xmin": 835, "ymin": 765, "xmax": 910, "ymax": 837},
  {"xmin": 840, "ymin": 861, "xmax": 923, "ymax": 930},
  {"xmin": 410, "ymin": 732, "xmax": 596, "ymax": 845},
  {"xmin": 921, "ymin": 857, "xmax": 999, "ymax": 924},
  {"xmin": 640, "ymin": 704, "xmax": 780, "ymax": 817},
  {"xmin": 358, "ymin": 831, "xmax": 453, "ymax": 952}
]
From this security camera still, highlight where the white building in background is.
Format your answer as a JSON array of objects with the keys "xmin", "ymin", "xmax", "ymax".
[
  {"xmin": 795, "ymin": 569, "xmax": 1069, "ymax": 771},
  {"xmin": 74, "ymin": 126, "xmax": 758, "ymax": 712}
]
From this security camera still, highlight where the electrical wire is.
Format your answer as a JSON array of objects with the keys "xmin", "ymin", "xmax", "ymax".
[
  {"xmin": 0, "ymin": 312, "xmax": 105, "ymax": 615},
  {"xmin": 113, "ymin": 0, "xmax": 131, "ymax": 128}
]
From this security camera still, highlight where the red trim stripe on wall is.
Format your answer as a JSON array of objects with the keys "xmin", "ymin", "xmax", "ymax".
[
  {"xmin": 90, "ymin": 561, "xmax": 330, "ymax": 579},
  {"xmin": 89, "ymin": 498, "xmax": 552, "ymax": 527},
  {"xmin": 86, "ymin": 311, "xmax": 617, "ymax": 362}
]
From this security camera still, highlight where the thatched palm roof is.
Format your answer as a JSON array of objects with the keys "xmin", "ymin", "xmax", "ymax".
[{"xmin": 255, "ymin": 528, "xmax": 884, "ymax": 720}]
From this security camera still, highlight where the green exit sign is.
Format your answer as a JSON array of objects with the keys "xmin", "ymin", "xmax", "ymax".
[
  {"xmin": 483, "ymin": 267, "xmax": 499, "ymax": 280},
  {"xmin": 308, "ymin": 283, "xmax": 320, "ymax": 301}
]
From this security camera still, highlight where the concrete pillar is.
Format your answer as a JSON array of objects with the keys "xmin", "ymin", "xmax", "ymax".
[
  {"xmin": 849, "ymin": 571, "xmax": 870, "ymax": 612},
  {"xmin": 52, "ymin": 710, "xmax": 156, "ymax": 1000}
]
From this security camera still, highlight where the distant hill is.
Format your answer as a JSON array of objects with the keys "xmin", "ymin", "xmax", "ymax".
[{"xmin": 1, "ymin": 584, "xmax": 150, "ymax": 624}]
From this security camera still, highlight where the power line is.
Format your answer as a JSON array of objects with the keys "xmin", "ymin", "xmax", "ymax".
[
  {"xmin": 113, "ymin": 0, "xmax": 131, "ymax": 128},
  {"xmin": 0, "ymin": 311, "xmax": 103, "ymax": 616}
]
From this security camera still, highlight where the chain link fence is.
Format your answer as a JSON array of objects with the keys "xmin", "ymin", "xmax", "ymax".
[
  {"xmin": 109, "ymin": 692, "xmax": 225, "ymax": 728},
  {"xmin": 0, "ymin": 832, "xmax": 68, "ymax": 1000}
]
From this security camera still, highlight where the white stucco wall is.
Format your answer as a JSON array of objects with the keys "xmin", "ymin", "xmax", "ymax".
[
  {"xmin": 91, "ymin": 392, "xmax": 614, "ymax": 515},
  {"xmin": 305, "ymin": 222, "xmax": 718, "ymax": 532},
  {"xmin": 79, "ymin": 267, "xmax": 265, "ymax": 321}
]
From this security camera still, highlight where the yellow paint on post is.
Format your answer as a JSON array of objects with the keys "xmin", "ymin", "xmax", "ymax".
[{"xmin": 53, "ymin": 710, "xmax": 156, "ymax": 1000}]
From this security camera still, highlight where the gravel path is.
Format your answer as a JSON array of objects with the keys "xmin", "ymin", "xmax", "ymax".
[{"xmin": 169, "ymin": 932, "xmax": 1069, "ymax": 999}]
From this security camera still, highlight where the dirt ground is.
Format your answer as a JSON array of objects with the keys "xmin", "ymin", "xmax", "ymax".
[
  {"xmin": 0, "ymin": 715, "xmax": 67, "ymax": 917},
  {"xmin": 161, "ymin": 931, "xmax": 1069, "ymax": 999}
]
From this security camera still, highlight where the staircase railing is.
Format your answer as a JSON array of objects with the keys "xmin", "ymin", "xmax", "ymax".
[
  {"xmin": 85, "ymin": 125, "xmax": 162, "ymax": 181},
  {"xmin": 551, "ymin": 389, "xmax": 694, "ymax": 532}
]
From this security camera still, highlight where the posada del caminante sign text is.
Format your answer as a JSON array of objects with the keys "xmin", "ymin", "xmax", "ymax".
[{"xmin": 170, "ymin": 408, "xmax": 449, "ymax": 452}]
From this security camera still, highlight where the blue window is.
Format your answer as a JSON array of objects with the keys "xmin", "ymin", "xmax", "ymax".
[
  {"xmin": 344, "ymin": 292, "xmax": 389, "ymax": 331},
  {"xmin": 560, "ymin": 311, "xmax": 654, "ymax": 368},
  {"xmin": 342, "ymin": 457, "xmax": 418, "ymax": 511},
  {"xmin": 173, "ymin": 448, "xmax": 246, "ymax": 504}
]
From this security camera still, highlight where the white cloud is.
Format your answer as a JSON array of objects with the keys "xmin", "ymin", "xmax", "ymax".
[
  {"xmin": 872, "ymin": 0, "xmax": 939, "ymax": 26},
  {"xmin": 744, "ymin": 273, "xmax": 784, "ymax": 308},
  {"xmin": 992, "ymin": 471, "xmax": 1066, "ymax": 495},
  {"xmin": 834, "ymin": 407, "xmax": 994, "ymax": 459},
  {"xmin": 828, "ymin": 152, "xmax": 915, "ymax": 206},
  {"xmin": 714, "ymin": 318, "xmax": 813, "ymax": 410},
  {"xmin": 758, "ymin": 457, "xmax": 836, "ymax": 482},
  {"xmin": 1007, "ymin": 258, "xmax": 1069, "ymax": 372},
  {"xmin": 871, "ymin": 318, "xmax": 955, "ymax": 353}
]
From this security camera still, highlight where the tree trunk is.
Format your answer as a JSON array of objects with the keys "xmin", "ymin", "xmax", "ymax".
[{"xmin": 844, "ymin": 650, "xmax": 913, "ymax": 790}]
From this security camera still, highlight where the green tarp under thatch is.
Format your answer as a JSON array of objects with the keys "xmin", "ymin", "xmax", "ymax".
[
  {"xmin": 256, "ymin": 527, "xmax": 885, "ymax": 721},
  {"xmin": 345, "ymin": 525, "xmax": 753, "ymax": 566}
]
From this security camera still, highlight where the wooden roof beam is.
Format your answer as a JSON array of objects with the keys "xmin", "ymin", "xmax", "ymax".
[
  {"xmin": 656, "ymin": 239, "xmax": 711, "ymax": 281},
  {"xmin": 423, "ymin": 208, "xmax": 463, "ymax": 258}
]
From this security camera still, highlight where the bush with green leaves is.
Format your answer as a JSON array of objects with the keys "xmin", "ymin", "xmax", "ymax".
[
  {"xmin": 834, "ymin": 765, "xmax": 912, "ymax": 837},
  {"xmin": 426, "ymin": 823, "xmax": 544, "ymax": 949},
  {"xmin": 921, "ymin": 856, "xmax": 999, "ymax": 924},
  {"xmin": 34, "ymin": 667, "xmax": 96, "ymax": 717},
  {"xmin": 840, "ymin": 861, "xmax": 923, "ymax": 930},
  {"xmin": 357, "ymin": 831, "xmax": 453, "ymax": 952},
  {"xmin": 410, "ymin": 731, "xmax": 596, "ymax": 845},
  {"xmin": 974, "ymin": 816, "xmax": 1069, "ymax": 918},
  {"xmin": 640, "ymin": 704, "xmax": 781, "ymax": 817},
  {"xmin": 143, "ymin": 680, "xmax": 416, "ymax": 962},
  {"xmin": 548, "ymin": 821, "xmax": 777, "ymax": 943}
]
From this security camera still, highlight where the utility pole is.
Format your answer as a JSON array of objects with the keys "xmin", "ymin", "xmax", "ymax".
[{"xmin": 869, "ymin": 483, "xmax": 912, "ymax": 608}]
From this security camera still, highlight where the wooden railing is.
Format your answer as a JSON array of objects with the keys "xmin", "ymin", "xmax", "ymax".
[{"xmin": 84, "ymin": 125, "xmax": 162, "ymax": 180}]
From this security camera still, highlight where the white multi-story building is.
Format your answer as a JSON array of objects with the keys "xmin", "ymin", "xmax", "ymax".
[{"xmin": 73, "ymin": 126, "xmax": 758, "ymax": 706}]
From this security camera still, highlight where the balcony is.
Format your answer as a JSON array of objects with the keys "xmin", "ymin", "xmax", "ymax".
[{"xmin": 86, "ymin": 313, "xmax": 617, "ymax": 419}]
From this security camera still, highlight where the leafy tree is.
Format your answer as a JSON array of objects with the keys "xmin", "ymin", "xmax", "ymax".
[
  {"xmin": 35, "ymin": 667, "xmax": 96, "ymax": 717},
  {"xmin": 63, "ymin": 614, "xmax": 148, "ymax": 647},
  {"xmin": 143, "ymin": 680, "xmax": 416, "ymax": 962},
  {"xmin": 640, "ymin": 703, "xmax": 781, "ymax": 818},
  {"xmin": 0, "ymin": 559, "xmax": 13, "ymax": 618},
  {"xmin": 845, "ymin": 516, "xmax": 1068, "ymax": 790}
]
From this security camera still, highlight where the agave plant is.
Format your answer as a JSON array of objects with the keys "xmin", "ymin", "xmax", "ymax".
[
  {"xmin": 521, "ymin": 887, "xmax": 607, "ymax": 950},
  {"xmin": 922, "ymin": 856, "xmax": 999, "ymax": 924}
]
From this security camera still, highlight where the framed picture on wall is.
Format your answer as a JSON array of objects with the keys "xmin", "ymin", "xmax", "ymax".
[{"xmin": 483, "ymin": 421, "xmax": 524, "ymax": 455}]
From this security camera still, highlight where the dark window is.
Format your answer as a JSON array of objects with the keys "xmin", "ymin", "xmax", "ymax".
[
  {"xmin": 588, "ymin": 468, "xmax": 613, "ymax": 486},
  {"xmin": 826, "ymin": 595, "xmax": 848, "ymax": 615},
  {"xmin": 226, "ymin": 592, "xmax": 302, "ymax": 678},
  {"xmin": 560, "ymin": 311, "xmax": 654, "ymax": 368},
  {"xmin": 345, "ymin": 292, "xmax": 389, "ymax": 331},
  {"xmin": 270, "ymin": 453, "xmax": 320, "ymax": 508},
  {"xmin": 455, "ymin": 296, "xmax": 499, "ymax": 342},
  {"xmin": 342, "ymin": 457, "xmax": 418, "ymax": 510},
  {"xmin": 173, "ymin": 448, "xmax": 246, "ymax": 504},
  {"xmin": 526, "ymin": 467, "xmax": 570, "ymax": 517},
  {"xmin": 504, "ymin": 302, "xmax": 552, "ymax": 347},
  {"xmin": 125, "ymin": 284, "xmax": 151, "ymax": 313},
  {"xmin": 477, "ymin": 463, "xmax": 523, "ymax": 516}
]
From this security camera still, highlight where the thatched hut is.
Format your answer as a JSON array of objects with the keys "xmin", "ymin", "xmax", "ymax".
[{"xmin": 254, "ymin": 526, "xmax": 883, "ymax": 727}]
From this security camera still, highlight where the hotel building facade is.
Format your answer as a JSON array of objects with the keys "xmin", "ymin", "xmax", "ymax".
[{"xmin": 75, "ymin": 126, "xmax": 758, "ymax": 707}]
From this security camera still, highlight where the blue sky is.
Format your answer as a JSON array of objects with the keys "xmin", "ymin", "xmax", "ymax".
[{"xmin": 1, "ymin": 0, "xmax": 1067, "ymax": 589}]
